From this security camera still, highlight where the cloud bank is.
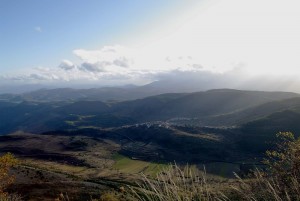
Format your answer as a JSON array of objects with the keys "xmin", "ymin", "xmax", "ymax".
[
  {"xmin": 2, "ymin": 45, "xmax": 207, "ymax": 85},
  {"xmin": 1, "ymin": 44, "xmax": 300, "ymax": 93}
]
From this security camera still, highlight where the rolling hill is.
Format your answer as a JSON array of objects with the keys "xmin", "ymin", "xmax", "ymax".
[
  {"xmin": 1, "ymin": 88, "xmax": 300, "ymax": 160},
  {"xmin": 0, "ymin": 89, "xmax": 299, "ymax": 134},
  {"xmin": 113, "ymin": 89, "xmax": 300, "ymax": 121}
]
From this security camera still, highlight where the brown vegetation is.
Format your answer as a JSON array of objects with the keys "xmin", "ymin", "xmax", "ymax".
[
  {"xmin": 234, "ymin": 132, "xmax": 300, "ymax": 200},
  {"xmin": 0, "ymin": 153, "xmax": 18, "ymax": 199},
  {"xmin": 132, "ymin": 132, "xmax": 300, "ymax": 201}
]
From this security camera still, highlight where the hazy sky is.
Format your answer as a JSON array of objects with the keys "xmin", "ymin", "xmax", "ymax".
[{"xmin": 1, "ymin": 0, "xmax": 300, "ymax": 87}]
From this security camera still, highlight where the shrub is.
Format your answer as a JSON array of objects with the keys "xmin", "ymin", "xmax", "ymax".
[
  {"xmin": 0, "ymin": 153, "xmax": 18, "ymax": 198},
  {"xmin": 234, "ymin": 132, "xmax": 300, "ymax": 200}
]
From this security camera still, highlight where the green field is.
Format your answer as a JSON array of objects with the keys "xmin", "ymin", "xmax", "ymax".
[{"xmin": 112, "ymin": 154, "xmax": 167, "ymax": 176}]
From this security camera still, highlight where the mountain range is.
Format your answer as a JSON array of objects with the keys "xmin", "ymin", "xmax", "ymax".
[{"xmin": 1, "ymin": 88, "xmax": 300, "ymax": 164}]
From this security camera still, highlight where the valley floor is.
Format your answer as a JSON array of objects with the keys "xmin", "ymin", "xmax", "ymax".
[{"xmin": 0, "ymin": 131, "xmax": 247, "ymax": 200}]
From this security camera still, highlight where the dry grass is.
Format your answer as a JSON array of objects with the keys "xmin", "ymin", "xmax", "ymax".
[
  {"xmin": 130, "ymin": 132, "xmax": 300, "ymax": 201},
  {"xmin": 0, "ymin": 194, "xmax": 22, "ymax": 201},
  {"xmin": 131, "ymin": 164, "xmax": 229, "ymax": 201},
  {"xmin": 54, "ymin": 193, "xmax": 70, "ymax": 201},
  {"xmin": 233, "ymin": 169, "xmax": 300, "ymax": 201}
]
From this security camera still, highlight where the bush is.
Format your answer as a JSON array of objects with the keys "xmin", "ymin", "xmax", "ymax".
[
  {"xmin": 0, "ymin": 153, "xmax": 19, "ymax": 201},
  {"xmin": 234, "ymin": 132, "xmax": 300, "ymax": 200},
  {"xmin": 0, "ymin": 153, "xmax": 18, "ymax": 198}
]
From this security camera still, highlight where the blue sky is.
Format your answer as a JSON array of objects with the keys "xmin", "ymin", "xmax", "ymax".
[
  {"xmin": 1, "ymin": 0, "xmax": 300, "ymax": 90},
  {"xmin": 0, "ymin": 0, "xmax": 191, "ymax": 72}
]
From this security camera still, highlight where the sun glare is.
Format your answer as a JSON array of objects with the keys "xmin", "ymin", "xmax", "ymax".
[{"xmin": 134, "ymin": 0, "xmax": 300, "ymax": 76}]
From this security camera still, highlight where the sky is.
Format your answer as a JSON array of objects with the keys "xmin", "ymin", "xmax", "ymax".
[{"xmin": 1, "ymin": 0, "xmax": 300, "ymax": 91}]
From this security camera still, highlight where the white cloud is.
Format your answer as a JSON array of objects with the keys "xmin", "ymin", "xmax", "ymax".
[
  {"xmin": 73, "ymin": 45, "xmax": 135, "ymax": 73},
  {"xmin": 34, "ymin": 26, "xmax": 42, "ymax": 32},
  {"xmin": 73, "ymin": 45, "xmax": 133, "ymax": 64},
  {"xmin": 80, "ymin": 62, "xmax": 109, "ymax": 72},
  {"xmin": 72, "ymin": 45, "xmax": 210, "ymax": 74},
  {"xmin": 29, "ymin": 74, "xmax": 49, "ymax": 80},
  {"xmin": 0, "ymin": 43, "xmax": 249, "ymax": 86},
  {"xmin": 59, "ymin": 60, "xmax": 76, "ymax": 70},
  {"xmin": 113, "ymin": 57, "xmax": 130, "ymax": 68}
]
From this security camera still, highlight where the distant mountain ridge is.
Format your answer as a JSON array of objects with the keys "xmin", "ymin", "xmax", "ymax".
[
  {"xmin": 2, "ymin": 77, "xmax": 299, "ymax": 103},
  {"xmin": 0, "ymin": 88, "xmax": 300, "ymax": 135}
]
